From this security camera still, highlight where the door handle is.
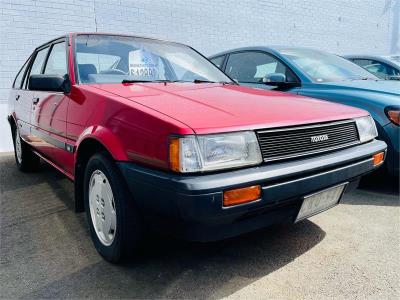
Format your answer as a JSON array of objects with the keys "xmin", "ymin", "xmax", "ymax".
[
  {"xmin": 15, "ymin": 94, "xmax": 20, "ymax": 101},
  {"xmin": 32, "ymin": 97, "xmax": 39, "ymax": 104}
]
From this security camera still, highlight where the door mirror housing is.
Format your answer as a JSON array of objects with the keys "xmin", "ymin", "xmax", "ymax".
[
  {"xmin": 262, "ymin": 73, "xmax": 300, "ymax": 88},
  {"xmin": 263, "ymin": 73, "xmax": 286, "ymax": 84},
  {"xmin": 28, "ymin": 74, "xmax": 71, "ymax": 93}
]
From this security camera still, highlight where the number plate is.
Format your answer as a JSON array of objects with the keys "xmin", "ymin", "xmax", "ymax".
[{"xmin": 295, "ymin": 183, "xmax": 347, "ymax": 222}]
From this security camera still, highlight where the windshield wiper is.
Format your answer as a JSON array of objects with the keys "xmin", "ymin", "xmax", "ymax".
[
  {"xmin": 122, "ymin": 79, "xmax": 182, "ymax": 83},
  {"xmin": 193, "ymin": 79, "xmax": 216, "ymax": 84},
  {"xmin": 122, "ymin": 79, "xmax": 194, "ymax": 84},
  {"xmin": 122, "ymin": 79, "xmax": 236, "ymax": 85},
  {"xmin": 192, "ymin": 79, "xmax": 236, "ymax": 84},
  {"xmin": 347, "ymin": 77, "xmax": 377, "ymax": 81}
]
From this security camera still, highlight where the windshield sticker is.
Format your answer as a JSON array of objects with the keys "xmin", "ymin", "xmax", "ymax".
[{"xmin": 129, "ymin": 49, "xmax": 159, "ymax": 80}]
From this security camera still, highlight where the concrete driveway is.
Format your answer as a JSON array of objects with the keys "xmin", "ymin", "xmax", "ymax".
[{"xmin": 0, "ymin": 152, "xmax": 399, "ymax": 299}]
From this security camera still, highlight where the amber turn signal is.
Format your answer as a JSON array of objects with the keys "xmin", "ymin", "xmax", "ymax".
[
  {"xmin": 386, "ymin": 110, "xmax": 400, "ymax": 126},
  {"xmin": 169, "ymin": 138, "xmax": 180, "ymax": 172},
  {"xmin": 223, "ymin": 185, "xmax": 261, "ymax": 207},
  {"xmin": 373, "ymin": 152, "xmax": 385, "ymax": 166}
]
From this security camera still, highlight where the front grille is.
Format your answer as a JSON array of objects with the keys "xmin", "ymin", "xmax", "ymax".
[{"xmin": 256, "ymin": 120, "xmax": 359, "ymax": 162}]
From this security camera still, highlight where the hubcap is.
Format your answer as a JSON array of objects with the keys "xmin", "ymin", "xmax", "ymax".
[
  {"xmin": 15, "ymin": 130, "xmax": 22, "ymax": 164},
  {"xmin": 88, "ymin": 170, "xmax": 117, "ymax": 246}
]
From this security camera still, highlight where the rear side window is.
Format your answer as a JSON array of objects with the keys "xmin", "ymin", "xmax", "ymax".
[
  {"xmin": 13, "ymin": 59, "xmax": 29, "ymax": 89},
  {"xmin": 30, "ymin": 47, "xmax": 49, "ymax": 76},
  {"xmin": 25, "ymin": 46, "xmax": 49, "ymax": 89},
  {"xmin": 44, "ymin": 42, "xmax": 67, "ymax": 76},
  {"xmin": 210, "ymin": 56, "xmax": 225, "ymax": 69}
]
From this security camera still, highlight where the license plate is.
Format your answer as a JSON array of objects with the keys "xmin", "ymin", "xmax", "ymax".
[{"xmin": 295, "ymin": 183, "xmax": 347, "ymax": 222}]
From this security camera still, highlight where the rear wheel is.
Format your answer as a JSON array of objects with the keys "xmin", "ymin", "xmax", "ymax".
[
  {"xmin": 13, "ymin": 127, "xmax": 40, "ymax": 172},
  {"xmin": 84, "ymin": 152, "xmax": 143, "ymax": 263}
]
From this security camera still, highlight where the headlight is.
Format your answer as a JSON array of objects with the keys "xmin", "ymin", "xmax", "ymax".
[
  {"xmin": 169, "ymin": 131, "xmax": 262, "ymax": 173},
  {"xmin": 355, "ymin": 115, "xmax": 378, "ymax": 143}
]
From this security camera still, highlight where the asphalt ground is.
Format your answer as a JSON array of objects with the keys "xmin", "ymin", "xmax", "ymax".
[{"xmin": 0, "ymin": 152, "xmax": 399, "ymax": 299}]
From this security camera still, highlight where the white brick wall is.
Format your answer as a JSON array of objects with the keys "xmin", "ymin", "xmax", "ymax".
[
  {"xmin": 0, "ymin": 0, "xmax": 398, "ymax": 152},
  {"xmin": 0, "ymin": 0, "xmax": 397, "ymax": 104}
]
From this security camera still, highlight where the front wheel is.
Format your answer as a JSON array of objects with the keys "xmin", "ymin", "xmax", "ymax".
[{"xmin": 84, "ymin": 152, "xmax": 143, "ymax": 263}]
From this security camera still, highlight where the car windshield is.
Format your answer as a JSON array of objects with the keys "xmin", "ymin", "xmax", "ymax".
[
  {"xmin": 279, "ymin": 48, "xmax": 379, "ymax": 82},
  {"xmin": 74, "ymin": 34, "xmax": 233, "ymax": 84}
]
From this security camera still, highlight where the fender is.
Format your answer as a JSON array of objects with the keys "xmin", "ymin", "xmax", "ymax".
[
  {"xmin": 74, "ymin": 125, "xmax": 129, "ymax": 162},
  {"xmin": 73, "ymin": 126, "xmax": 128, "ymax": 212}
]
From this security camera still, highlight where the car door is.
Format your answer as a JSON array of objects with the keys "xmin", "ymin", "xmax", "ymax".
[
  {"xmin": 30, "ymin": 39, "xmax": 73, "ymax": 171},
  {"xmin": 11, "ymin": 56, "xmax": 32, "ymax": 140},
  {"xmin": 223, "ymin": 51, "xmax": 301, "ymax": 92},
  {"xmin": 21, "ymin": 44, "xmax": 54, "ymax": 158}
]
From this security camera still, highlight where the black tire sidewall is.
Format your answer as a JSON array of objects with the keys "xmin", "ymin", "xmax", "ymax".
[
  {"xmin": 12, "ymin": 128, "xmax": 23, "ymax": 170},
  {"xmin": 12, "ymin": 127, "xmax": 39, "ymax": 172}
]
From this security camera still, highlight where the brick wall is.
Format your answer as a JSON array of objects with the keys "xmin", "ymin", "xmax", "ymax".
[{"xmin": 0, "ymin": 0, "xmax": 396, "ymax": 104}]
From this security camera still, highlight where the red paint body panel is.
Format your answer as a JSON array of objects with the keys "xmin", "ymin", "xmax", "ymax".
[
  {"xmin": 67, "ymin": 85, "xmax": 194, "ymax": 172},
  {"xmin": 93, "ymin": 83, "xmax": 368, "ymax": 134},
  {"xmin": 8, "ymin": 34, "xmax": 370, "ymax": 179}
]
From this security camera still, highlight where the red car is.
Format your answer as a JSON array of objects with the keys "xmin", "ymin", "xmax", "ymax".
[{"xmin": 7, "ymin": 33, "xmax": 386, "ymax": 263}]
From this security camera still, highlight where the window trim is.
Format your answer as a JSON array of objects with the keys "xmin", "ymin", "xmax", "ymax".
[
  {"xmin": 43, "ymin": 40, "xmax": 69, "ymax": 76},
  {"xmin": 224, "ymin": 50, "xmax": 301, "ymax": 85},
  {"xmin": 24, "ymin": 44, "xmax": 51, "ymax": 89},
  {"xmin": 24, "ymin": 37, "xmax": 69, "ymax": 91},
  {"xmin": 210, "ymin": 55, "xmax": 227, "ymax": 70},
  {"xmin": 12, "ymin": 54, "xmax": 33, "ymax": 90}
]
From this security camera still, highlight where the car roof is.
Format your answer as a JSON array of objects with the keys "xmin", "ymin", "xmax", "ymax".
[
  {"xmin": 344, "ymin": 54, "xmax": 388, "ymax": 60},
  {"xmin": 343, "ymin": 54, "xmax": 400, "ymax": 68},
  {"xmin": 33, "ymin": 32, "xmax": 188, "ymax": 51},
  {"xmin": 209, "ymin": 46, "xmax": 323, "ymax": 58}
]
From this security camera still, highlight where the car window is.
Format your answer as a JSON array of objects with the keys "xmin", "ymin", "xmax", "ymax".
[
  {"xmin": 210, "ymin": 56, "xmax": 225, "ymax": 69},
  {"xmin": 353, "ymin": 59, "xmax": 400, "ymax": 79},
  {"xmin": 25, "ymin": 46, "xmax": 49, "ymax": 89},
  {"xmin": 44, "ymin": 42, "xmax": 67, "ymax": 76},
  {"xmin": 225, "ymin": 51, "xmax": 297, "ymax": 83},
  {"xmin": 352, "ymin": 59, "xmax": 374, "ymax": 67},
  {"xmin": 385, "ymin": 64, "xmax": 400, "ymax": 76},
  {"xmin": 13, "ymin": 59, "xmax": 29, "ymax": 89},
  {"xmin": 30, "ymin": 47, "xmax": 49, "ymax": 76}
]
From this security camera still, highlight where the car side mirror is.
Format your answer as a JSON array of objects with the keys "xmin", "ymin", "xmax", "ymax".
[
  {"xmin": 263, "ymin": 73, "xmax": 300, "ymax": 88},
  {"xmin": 29, "ymin": 74, "xmax": 71, "ymax": 93},
  {"xmin": 263, "ymin": 73, "xmax": 286, "ymax": 84}
]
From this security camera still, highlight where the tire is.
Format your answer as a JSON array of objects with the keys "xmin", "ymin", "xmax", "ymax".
[
  {"xmin": 84, "ymin": 152, "xmax": 143, "ymax": 263},
  {"xmin": 13, "ymin": 127, "xmax": 40, "ymax": 172}
]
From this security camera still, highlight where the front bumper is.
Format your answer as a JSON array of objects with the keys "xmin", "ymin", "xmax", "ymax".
[{"xmin": 118, "ymin": 139, "xmax": 387, "ymax": 241}]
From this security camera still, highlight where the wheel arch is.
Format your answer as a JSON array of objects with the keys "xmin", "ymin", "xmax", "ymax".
[{"xmin": 73, "ymin": 126, "xmax": 128, "ymax": 212}]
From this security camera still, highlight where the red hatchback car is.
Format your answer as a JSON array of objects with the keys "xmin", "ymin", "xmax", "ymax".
[{"xmin": 8, "ymin": 33, "xmax": 386, "ymax": 262}]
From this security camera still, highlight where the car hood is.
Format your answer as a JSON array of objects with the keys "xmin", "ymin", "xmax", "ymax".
[
  {"xmin": 320, "ymin": 80, "xmax": 400, "ymax": 97},
  {"xmin": 92, "ymin": 83, "xmax": 367, "ymax": 134}
]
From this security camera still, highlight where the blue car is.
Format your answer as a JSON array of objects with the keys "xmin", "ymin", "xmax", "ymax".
[
  {"xmin": 209, "ymin": 47, "xmax": 399, "ymax": 176},
  {"xmin": 344, "ymin": 55, "xmax": 400, "ymax": 81}
]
